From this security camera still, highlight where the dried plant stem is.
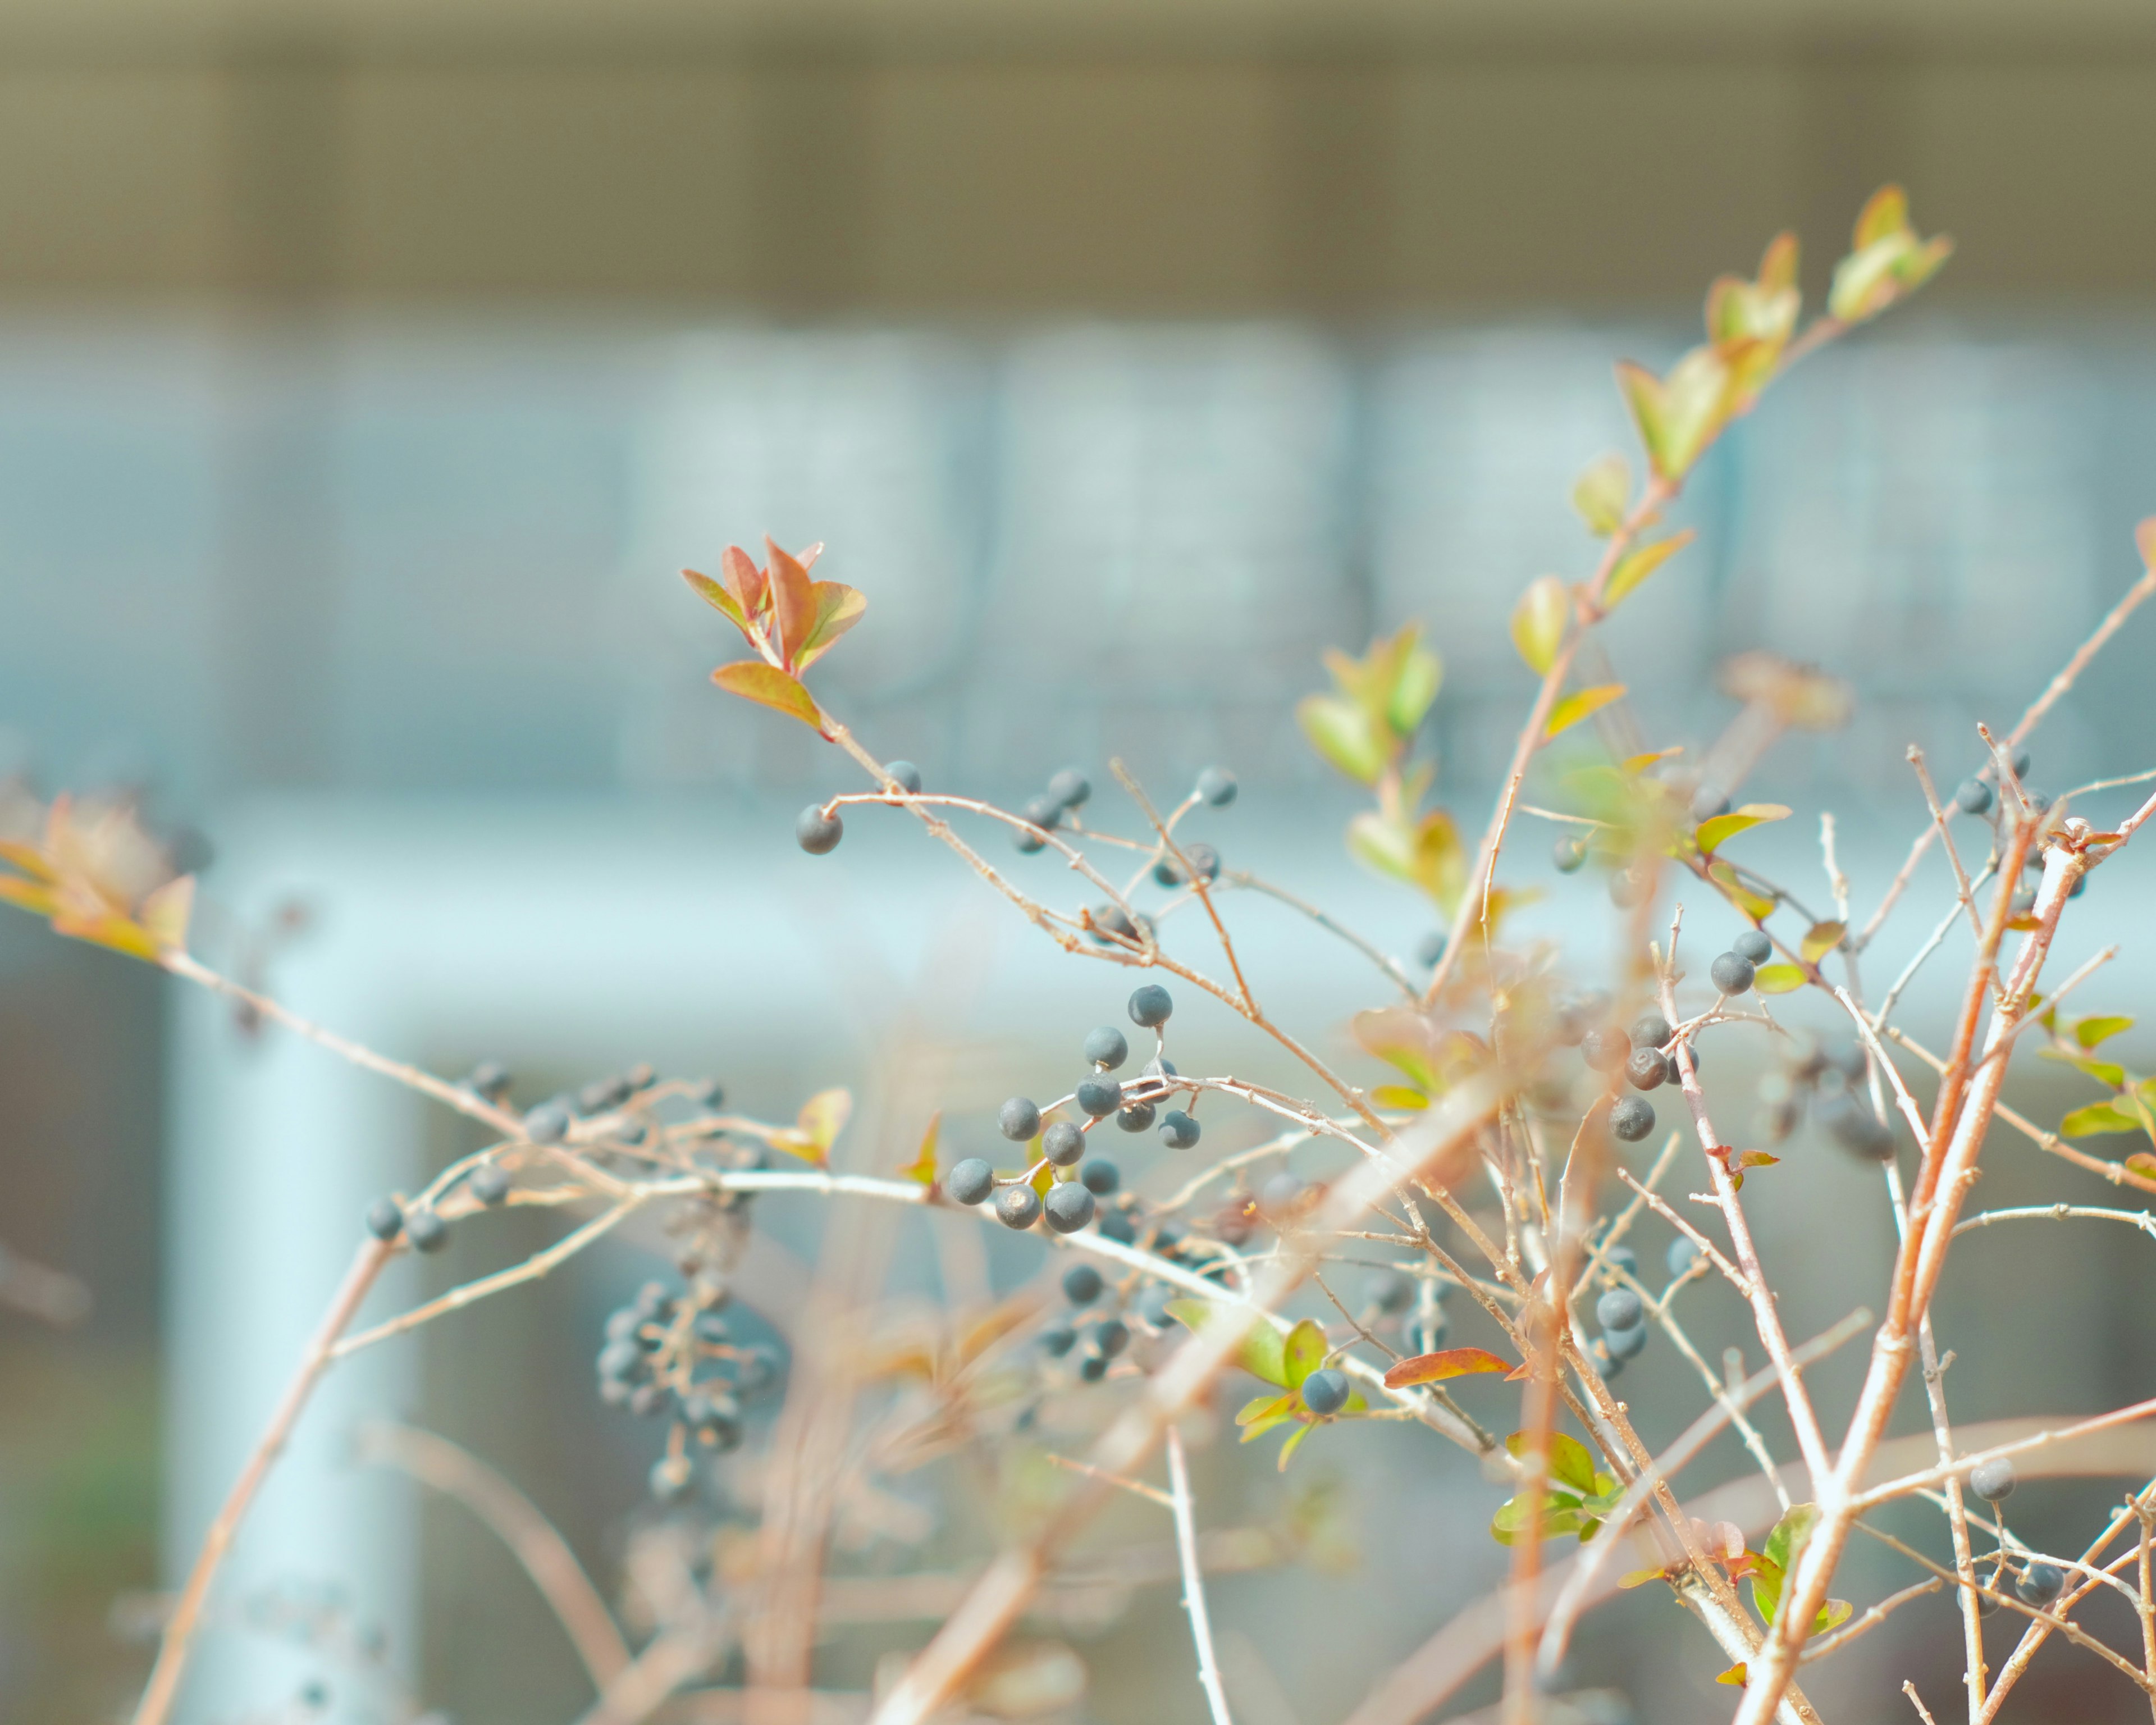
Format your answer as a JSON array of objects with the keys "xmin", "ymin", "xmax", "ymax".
[
  {"xmin": 1166, "ymin": 1427, "xmax": 1236, "ymax": 1725},
  {"xmin": 131, "ymin": 1236, "xmax": 395, "ymax": 1725},
  {"xmin": 355, "ymin": 1421, "xmax": 630, "ymax": 1689}
]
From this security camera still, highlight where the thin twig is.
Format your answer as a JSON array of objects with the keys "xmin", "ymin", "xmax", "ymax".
[{"xmin": 1166, "ymin": 1427, "xmax": 1236, "ymax": 1725}]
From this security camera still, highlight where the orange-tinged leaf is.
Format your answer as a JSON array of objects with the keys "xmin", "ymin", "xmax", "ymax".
[
  {"xmin": 1604, "ymin": 530, "xmax": 1695, "ymax": 609},
  {"xmin": 711, "ymin": 661, "xmax": 824, "ymax": 731},
  {"xmin": 682, "ymin": 567, "xmax": 750, "ymax": 635},
  {"xmin": 1716, "ymin": 1663, "xmax": 1747, "ymax": 1687},
  {"xmin": 1620, "ymin": 1564, "xmax": 1678, "ymax": 1589},
  {"xmin": 794, "ymin": 540, "xmax": 825, "ymax": 571},
  {"xmin": 139, "ymin": 874, "xmax": 194, "ymax": 955},
  {"xmin": 1758, "ymin": 230, "xmax": 1799, "ymax": 295},
  {"xmin": 1236, "ymin": 1391, "xmax": 1298, "ymax": 1427},
  {"xmin": 1853, "ymin": 183, "xmax": 1909, "ymax": 248},
  {"xmin": 722, "ymin": 544, "xmax": 767, "ymax": 617},
  {"xmin": 0, "ymin": 877, "xmax": 60, "ymax": 917},
  {"xmin": 901, "ymin": 1110, "xmax": 940, "ymax": 1185},
  {"xmin": 1546, "ymin": 684, "xmax": 1626, "ymax": 740},
  {"xmin": 795, "ymin": 581, "xmax": 867, "ymax": 670},
  {"xmin": 1510, "ymin": 575, "xmax": 1569, "ymax": 674},
  {"xmin": 0, "ymin": 838, "xmax": 56, "ymax": 883},
  {"xmin": 783, "ymin": 1087, "xmax": 852, "ymax": 1165},
  {"xmin": 765, "ymin": 540, "xmax": 817, "ymax": 667},
  {"xmin": 1382, "ymin": 1346, "xmax": 1513, "ymax": 1389},
  {"xmin": 1752, "ymin": 963, "xmax": 1806, "ymax": 995},
  {"xmin": 1622, "ymin": 747, "xmax": 1683, "ymax": 774},
  {"xmin": 1733, "ymin": 1150, "xmax": 1780, "ymax": 1171},
  {"xmin": 1800, "ymin": 920, "xmax": 1846, "ymax": 962}
]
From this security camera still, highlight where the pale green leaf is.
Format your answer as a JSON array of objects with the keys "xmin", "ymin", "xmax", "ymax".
[
  {"xmin": 2075, "ymin": 1015, "xmax": 2136, "ymax": 1049},
  {"xmin": 1546, "ymin": 683, "xmax": 1627, "ymax": 740},
  {"xmin": 1298, "ymin": 694, "xmax": 1387, "ymax": 785},
  {"xmin": 1510, "ymin": 576, "xmax": 1569, "ymax": 675},
  {"xmin": 1571, "ymin": 452, "xmax": 1630, "ymax": 536},
  {"xmin": 1753, "ymin": 963, "xmax": 1807, "ymax": 995},
  {"xmin": 1604, "ymin": 530, "xmax": 1696, "ymax": 610},
  {"xmin": 1697, "ymin": 803, "xmax": 1792, "ymax": 853}
]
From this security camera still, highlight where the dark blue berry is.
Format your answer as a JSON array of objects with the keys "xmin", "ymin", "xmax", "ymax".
[
  {"xmin": 364, "ymin": 1198, "xmax": 404, "ymax": 1241},
  {"xmin": 1666, "ymin": 1237, "xmax": 1699, "ymax": 1277},
  {"xmin": 995, "ymin": 1185, "xmax": 1042, "ymax": 1230},
  {"xmin": 1158, "ymin": 1110, "xmax": 1201, "ymax": 1150},
  {"xmin": 1610, "ymin": 1096, "xmax": 1656, "ymax": 1142},
  {"xmin": 1129, "ymin": 984, "xmax": 1173, "ymax": 1027},
  {"xmin": 1594, "ymin": 1340, "xmax": 1624, "ymax": 1381},
  {"xmin": 1043, "ymin": 1182, "xmax": 1096, "ymax": 1234},
  {"xmin": 999, "ymin": 1097, "xmax": 1042, "ymax": 1141},
  {"xmin": 1063, "ymin": 1265, "xmax": 1104, "ymax": 1304},
  {"xmin": 1629, "ymin": 1012, "xmax": 1671, "ymax": 1051},
  {"xmin": 1014, "ymin": 825, "xmax": 1047, "ymax": 854},
  {"xmin": 1300, "ymin": 1367, "xmax": 1350, "ymax": 1415},
  {"xmin": 1042, "ymin": 1324, "xmax": 1077, "ymax": 1357},
  {"xmin": 1081, "ymin": 1160, "xmax": 1120, "ymax": 1196},
  {"xmin": 2012, "ymin": 748, "xmax": 2032, "ymax": 777},
  {"xmin": 1182, "ymin": 843, "xmax": 1221, "ymax": 882},
  {"xmin": 1628, "ymin": 1046, "xmax": 1670, "ymax": 1090},
  {"xmin": 1098, "ymin": 1206, "xmax": 1136, "ymax": 1242},
  {"xmin": 795, "ymin": 805, "xmax": 842, "ymax": 855},
  {"xmin": 468, "ymin": 1164, "xmax": 510, "ymax": 1206},
  {"xmin": 1605, "ymin": 1243, "xmax": 1638, "ymax": 1277},
  {"xmin": 1581, "ymin": 1028, "xmax": 1631, "ymax": 1073},
  {"xmin": 1970, "ymin": 1456, "xmax": 2015, "ymax": 1502},
  {"xmin": 1076, "ymin": 1078, "xmax": 1122, "ymax": 1118},
  {"xmin": 1732, "ymin": 929, "xmax": 1773, "ymax": 964},
  {"xmin": 1043, "ymin": 1121, "xmax": 1086, "ymax": 1166},
  {"xmin": 1093, "ymin": 1318, "xmax": 1130, "ymax": 1357},
  {"xmin": 524, "ymin": 1102, "xmax": 570, "ymax": 1144},
  {"xmin": 885, "ymin": 760, "xmax": 923, "ymax": 795},
  {"xmin": 1605, "ymin": 1321, "xmax": 1648, "ymax": 1361},
  {"xmin": 1085, "ymin": 1026, "xmax": 1129, "ymax": 1069},
  {"xmin": 1135, "ymin": 1284, "xmax": 1176, "ymax": 1327},
  {"xmin": 1116, "ymin": 1101, "xmax": 1155, "ymax": 1133},
  {"xmin": 597, "ymin": 1339, "xmax": 643, "ymax": 1382},
  {"xmin": 1596, "ymin": 1287, "xmax": 1643, "ymax": 1330},
  {"xmin": 1047, "ymin": 768, "xmax": 1091, "ymax": 810},
  {"xmin": 1079, "ymin": 1350, "xmax": 1110, "ymax": 1381},
  {"xmin": 1554, "ymin": 835, "xmax": 1587, "ymax": 873},
  {"xmin": 405, "ymin": 1209, "xmax": 448, "ymax": 1253},
  {"xmin": 699, "ymin": 1079, "xmax": 726, "ymax": 1109},
  {"xmin": 1090, "ymin": 905, "xmax": 1138, "ymax": 945},
  {"xmin": 579, "ymin": 1075, "xmax": 631, "ymax": 1115},
  {"xmin": 1954, "ymin": 777, "xmax": 1994, "ymax": 816},
  {"xmin": 1195, "ymin": 766, "xmax": 1237, "ymax": 807},
  {"xmin": 1416, "ymin": 930, "xmax": 1447, "ymax": 968},
  {"xmin": 2016, "ymin": 1562, "xmax": 2064, "ymax": 1607},
  {"xmin": 468, "ymin": 1060, "xmax": 511, "ymax": 1101},
  {"xmin": 947, "ymin": 1158, "xmax": 995, "ymax": 1206},
  {"xmin": 1022, "ymin": 794, "xmax": 1063, "ymax": 829},
  {"xmin": 1709, "ymin": 952, "xmax": 1756, "ymax": 996}
]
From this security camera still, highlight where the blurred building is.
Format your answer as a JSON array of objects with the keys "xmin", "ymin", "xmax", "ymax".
[{"xmin": 4, "ymin": 2, "xmax": 2156, "ymax": 1722}]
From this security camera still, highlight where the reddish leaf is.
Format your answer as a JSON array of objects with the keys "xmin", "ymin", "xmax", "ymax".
[
  {"xmin": 765, "ymin": 540, "xmax": 818, "ymax": 668},
  {"xmin": 721, "ymin": 545, "xmax": 768, "ymax": 618},
  {"xmin": 710, "ymin": 661, "xmax": 823, "ymax": 731},
  {"xmin": 1383, "ymin": 1347, "xmax": 1513, "ymax": 1389},
  {"xmin": 682, "ymin": 568, "xmax": 751, "ymax": 636}
]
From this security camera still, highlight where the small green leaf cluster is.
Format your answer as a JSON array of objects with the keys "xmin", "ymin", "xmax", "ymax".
[{"xmin": 1490, "ymin": 1431, "xmax": 1624, "ymax": 1546}]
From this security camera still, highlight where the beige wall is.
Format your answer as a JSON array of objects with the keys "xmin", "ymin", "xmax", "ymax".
[{"xmin": 0, "ymin": 32, "xmax": 2152, "ymax": 312}]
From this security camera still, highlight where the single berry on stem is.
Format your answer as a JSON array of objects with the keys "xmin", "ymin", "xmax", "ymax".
[
  {"xmin": 1084, "ymin": 1025, "xmax": 1129, "ymax": 1069},
  {"xmin": 1116, "ymin": 1100, "xmax": 1155, "ymax": 1133},
  {"xmin": 1610, "ymin": 1096, "xmax": 1656, "ymax": 1142},
  {"xmin": 1625, "ymin": 1047, "xmax": 1669, "ymax": 1092},
  {"xmin": 1042, "ymin": 1121, "xmax": 1086, "ymax": 1166},
  {"xmin": 1628, "ymin": 1011, "xmax": 1671, "ymax": 1051},
  {"xmin": 884, "ymin": 760, "xmax": 923, "ymax": 795},
  {"xmin": 1062, "ymin": 1264, "xmax": 1103, "ymax": 1305},
  {"xmin": 1081, "ymin": 1160, "xmax": 1120, "ymax": 1195},
  {"xmin": 1076, "ymin": 1078, "xmax": 1122, "ymax": 1118},
  {"xmin": 1158, "ymin": 1110, "xmax": 1202, "ymax": 1150},
  {"xmin": 1665, "ymin": 1237, "xmax": 1699, "ymax": 1277},
  {"xmin": 524, "ymin": 1102, "xmax": 570, "ymax": 1144},
  {"xmin": 1553, "ymin": 835, "xmax": 1587, "ymax": 874},
  {"xmin": 1604, "ymin": 1321, "xmax": 1649, "ymax": 1361},
  {"xmin": 1093, "ymin": 1318, "xmax": 1130, "ymax": 1357},
  {"xmin": 1416, "ymin": 930, "xmax": 1447, "ymax": 968},
  {"xmin": 795, "ymin": 805, "xmax": 843, "ymax": 855},
  {"xmin": 1300, "ymin": 1367, "xmax": 1350, "ymax": 1416},
  {"xmin": 995, "ymin": 1185, "xmax": 1043, "ymax": 1230},
  {"xmin": 1970, "ymin": 1455, "xmax": 2016, "ymax": 1503},
  {"xmin": 1047, "ymin": 767, "xmax": 1091, "ymax": 809},
  {"xmin": 1596, "ymin": 1287, "xmax": 1643, "ymax": 1330},
  {"xmin": 947, "ymin": 1158, "xmax": 995, "ymax": 1206},
  {"xmin": 468, "ymin": 1163, "xmax": 510, "ymax": 1206},
  {"xmin": 1195, "ymin": 766, "xmax": 1237, "ymax": 807},
  {"xmin": 1732, "ymin": 928, "xmax": 1774, "ymax": 964},
  {"xmin": 1709, "ymin": 951, "xmax": 1756, "ymax": 996},
  {"xmin": 998, "ymin": 1097, "xmax": 1042, "ymax": 1141},
  {"xmin": 1954, "ymin": 777, "xmax": 1994, "ymax": 816},
  {"xmin": 1043, "ymin": 1182, "xmax": 1096, "ymax": 1234},
  {"xmin": 405, "ymin": 1208, "xmax": 449, "ymax": 1253},
  {"xmin": 364, "ymin": 1198, "xmax": 405, "ymax": 1242},
  {"xmin": 2016, "ymin": 1562, "xmax": 2064, "ymax": 1607},
  {"xmin": 1129, "ymin": 984, "xmax": 1173, "ymax": 1028}
]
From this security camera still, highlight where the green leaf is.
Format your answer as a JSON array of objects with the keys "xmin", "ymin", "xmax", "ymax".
[
  {"xmin": 1706, "ymin": 861, "xmax": 1778, "ymax": 923},
  {"xmin": 1697, "ymin": 803, "xmax": 1792, "ymax": 852},
  {"xmin": 1510, "ymin": 576, "xmax": 1569, "ymax": 675},
  {"xmin": 780, "ymin": 1088, "xmax": 852, "ymax": 1166},
  {"xmin": 1829, "ymin": 186, "xmax": 1953, "ymax": 322},
  {"xmin": 1571, "ymin": 452, "xmax": 1630, "ymax": 536},
  {"xmin": 1236, "ymin": 1391, "xmax": 1299, "ymax": 1429},
  {"xmin": 1387, "ymin": 636, "xmax": 1444, "ymax": 737},
  {"xmin": 1490, "ymin": 1490, "xmax": 1585, "ymax": 1545},
  {"xmin": 1370, "ymin": 1084, "xmax": 1428, "ymax": 1111},
  {"xmin": 2039, "ymin": 1047, "xmax": 2127, "ymax": 1089},
  {"xmin": 1345, "ymin": 807, "xmax": 1467, "ymax": 914},
  {"xmin": 1167, "ymin": 1299, "xmax": 1295, "ymax": 1387},
  {"xmin": 1546, "ymin": 683, "xmax": 1627, "ymax": 740},
  {"xmin": 1277, "ymin": 1422, "xmax": 1318, "ymax": 1471},
  {"xmin": 682, "ymin": 567, "xmax": 751, "ymax": 633},
  {"xmin": 1752, "ymin": 963, "xmax": 1806, "ymax": 995},
  {"xmin": 711, "ymin": 660, "xmax": 824, "ymax": 731},
  {"xmin": 2061, "ymin": 1101, "xmax": 2147, "ymax": 1137},
  {"xmin": 1617, "ymin": 347, "xmax": 1732, "ymax": 482},
  {"xmin": 1352, "ymin": 1006, "xmax": 1446, "ymax": 1095},
  {"xmin": 1282, "ymin": 1319, "xmax": 1328, "ymax": 1389},
  {"xmin": 1754, "ymin": 1504, "xmax": 1820, "ymax": 1625},
  {"xmin": 1298, "ymin": 694, "xmax": 1388, "ymax": 785},
  {"xmin": 794, "ymin": 581, "xmax": 867, "ymax": 670},
  {"xmin": 2076, "ymin": 1015, "xmax": 2136, "ymax": 1049},
  {"xmin": 1800, "ymin": 920, "xmax": 1846, "ymax": 962},
  {"xmin": 900, "ymin": 1110, "xmax": 939, "ymax": 1185},
  {"xmin": 1604, "ymin": 530, "xmax": 1696, "ymax": 610},
  {"xmin": 1505, "ymin": 1429, "xmax": 1598, "ymax": 1494}
]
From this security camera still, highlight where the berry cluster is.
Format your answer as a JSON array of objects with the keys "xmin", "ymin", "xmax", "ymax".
[
  {"xmin": 948, "ymin": 985, "xmax": 1200, "ymax": 1236},
  {"xmin": 1577, "ymin": 1010, "xmax": 1681, "ymax": 1144},
  {"xmin": 595, "ymin": 1279, "xmax": 782, "ymax": 1500}
]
